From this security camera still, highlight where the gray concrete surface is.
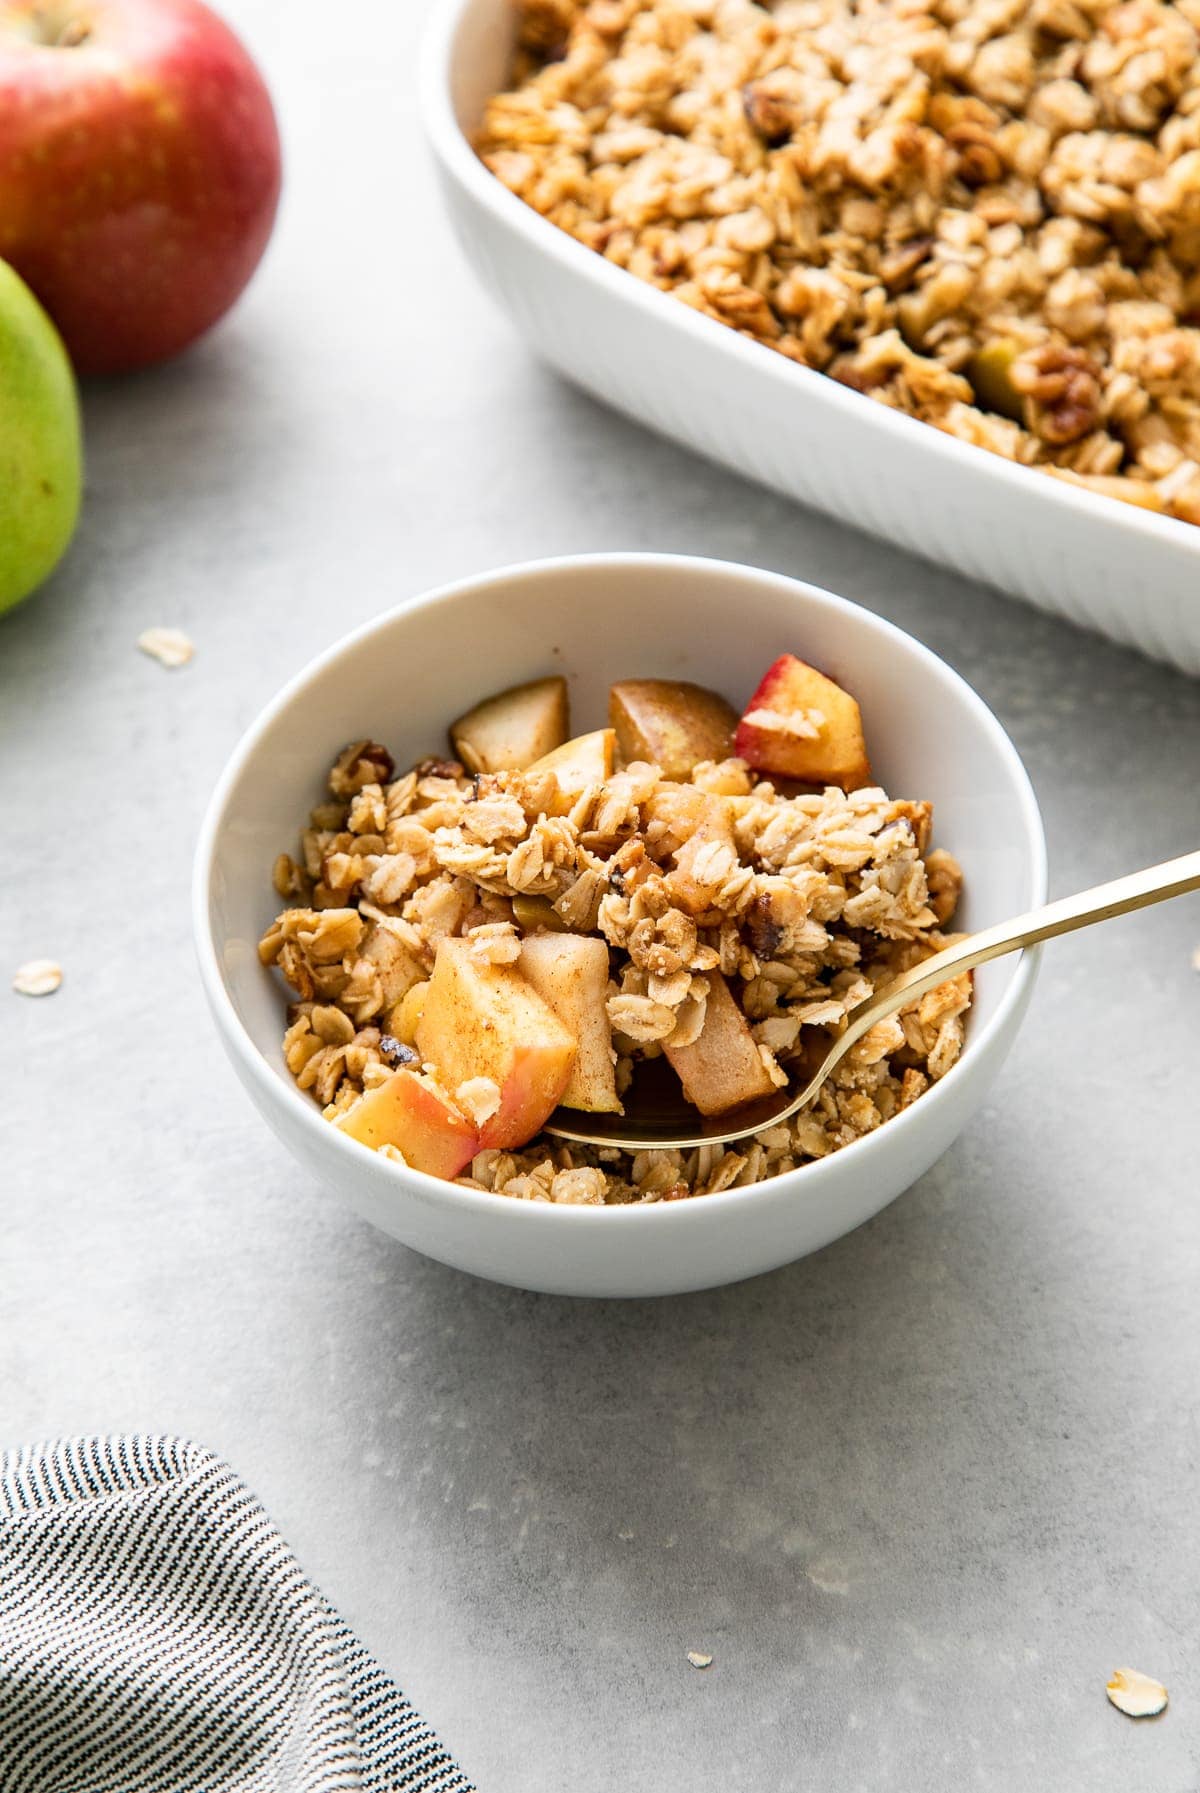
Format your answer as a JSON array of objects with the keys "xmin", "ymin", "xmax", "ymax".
[{"xmin": 3, "ymin": 3, "xmax": 1199, "ymax": 1788}]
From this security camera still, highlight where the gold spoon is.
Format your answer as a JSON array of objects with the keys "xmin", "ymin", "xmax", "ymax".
[{"xmin": 545, "ymin": 848, "xmax": 1200, "ymax": 1152}]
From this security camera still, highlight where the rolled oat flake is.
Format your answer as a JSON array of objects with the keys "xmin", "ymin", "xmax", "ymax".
[
  {"xmin": 13, "ymin": 960, "xmax": 63, "ymax": 997},
  {"xmin": 138, "ymin": 627, "xmax": 195, "ymax": 668},
  {"xmin": 1106, "ymin": 1667, "xmax": 1168, "ymax": 1718}
]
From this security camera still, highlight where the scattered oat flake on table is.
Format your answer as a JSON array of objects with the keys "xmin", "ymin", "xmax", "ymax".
[
  {"xmin": 686, "ymin": 1651, "xmax": 713, "ymax": 1670},
  {"xmin": 13, "ymin": 959, "xmax": 62, "ymax": 997},
  {"xmin": 1106, "ymin": 1668, "xmax": 1168, "ymax": 1718},
  {"xmin": 1191, "ymin": 945, "xmax": 1200, "ymax": 972},
  {"xmin": 137, "ymin": 627, "xmax": 194, "ymax": 668}
]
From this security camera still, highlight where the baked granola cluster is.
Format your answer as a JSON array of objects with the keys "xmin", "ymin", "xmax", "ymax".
[
  {"xmin": 478, "ymin": 0, "xmax": 1200, "ymax": 523},
  {"xmin": 260, "ymin": 736, "xmax": 969, "ymax": 1204}
]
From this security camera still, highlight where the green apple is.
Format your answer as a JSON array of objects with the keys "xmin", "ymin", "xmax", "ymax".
[{"xmin": 0, "ymin": 257, "xmax": 82, "ymax": 615}]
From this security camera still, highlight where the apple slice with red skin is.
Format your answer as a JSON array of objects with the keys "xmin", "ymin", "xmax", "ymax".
[
  {"xmin": 416, "ymin": 938, "xmax": 577, "ymax": 1150},
  {"xmin": 735, "ymin": 654, "xmax": 872, "ymax": 790},
  {"xmin": 0, "ymin": 0, "xmax": 282, "ymax": 375},
  {"xmin": 664, "ymin": 972, "xmax": 777, "ymax": 1116},
  {"xmin": 336, "ymin": 1068, "xmax": 479, "ymax": 1179}
]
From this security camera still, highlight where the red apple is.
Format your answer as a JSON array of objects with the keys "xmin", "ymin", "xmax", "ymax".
[{"xmin": 0, "ymin": 0, "xmax": 281, "ymax": 374}]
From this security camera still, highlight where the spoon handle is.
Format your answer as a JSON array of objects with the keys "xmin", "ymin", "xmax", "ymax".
[
  {"xmin": 544, "ymin": 848, "xmax": 1200, "ymax": 1151},
  {"xmin": 804, "ymin": 846, "xmax": 1200, "ymax": 1098}
]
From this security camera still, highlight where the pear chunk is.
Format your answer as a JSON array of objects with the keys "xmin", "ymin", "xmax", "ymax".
[
  {"xmin": 609, "ymin": 679, "xmax": 738, "ymax": 778},
  {"xmin": 416, "ymin": 937, "xmax": 577, "ymax": 1149},
  {"xmin": 664, "ymin": 972, "xmax": 777, "ymax": 1116},
  {"xmin": 966, "ymin": 337, "xmax": 1024, "ymax": 421},
  {"xmin": 734, "ymin": 653, "xmax": 872, "ymax": 790},
  {"xmin": 450, "ymin": 675, "xmax": 569, "ymax": 774},
  {"xmin": 519, "ymin": 932, "xmax": 621, "ymax": 1113}
]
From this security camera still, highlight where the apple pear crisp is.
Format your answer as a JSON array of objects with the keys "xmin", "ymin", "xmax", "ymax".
[
  {"xmin": 259, "ymin": 664, "xmax": 972, "ymax": 1203},
  {"xmin": 476, "ymin": 0, "xmax": 1200, "ymax": 526}
]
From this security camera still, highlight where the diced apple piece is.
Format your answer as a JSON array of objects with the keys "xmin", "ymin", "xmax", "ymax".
[
  {"xmin": 450, "ymin": 676, "xmax": 569, "ymax": 775},
  {"xmin": 387, "ymin": 978, "xmax": 429, "ymax": 1046},
  {"xmin": 734, "ymin": 654, "xmax": 872, "ymax": 790},
  {"xmin": 646, "ymin": 783, "xmax": 735, "ymax": 835},
  {"xmin": 609, "ymin": 679, "xmax": 739, "ymax": 778},
  {"xmin": 518, "ymin": 933, "xmax": 621, "ymax": 1113},
  {"xmin": 664, "ymin": 972, "xmax": 777, "ymax": 1116},
  {"xmin": 335, "ymin": 1068, "xmax": 479, "ymax": 1178},
  {"xmin": 644, "ymin": 782, "xmax": 735, "ymax": 848},
  {"xmin": 655, "ymin": 792, "xmax": 740, "ymax": 917},
  {"xmin": 360, "ymin": 921, "xmax": 426, "ymax": 1008},
  {"xmin": 966, "ymin": 337, "xmax": 1023, "ymax": 421},
  {"xmin": 526, "ymin": 728, "xmax": 616, "ymax": 813},
  {"xmin": 416, "ymin": 937, "xmax": 577, "ymax": 1149}
]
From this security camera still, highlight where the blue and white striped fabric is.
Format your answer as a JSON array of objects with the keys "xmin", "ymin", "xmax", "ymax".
[{"xmin": 0, "ymin": 1436, "xmax": 473, "ymax": 1792}]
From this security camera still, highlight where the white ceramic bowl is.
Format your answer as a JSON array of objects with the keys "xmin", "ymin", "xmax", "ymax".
[
  {"xmin": 194, "ymin": 554, "xmax": 1046, "ymax": 1297},
  {"xmin": 420, "ymin": 0, "xmax": 1200, "ymax": 676}
]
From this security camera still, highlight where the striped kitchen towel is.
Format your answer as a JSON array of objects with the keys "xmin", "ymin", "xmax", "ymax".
[{"xmin": 0, "ymin": 1435, "xmax": 474, "ymax": 1792}]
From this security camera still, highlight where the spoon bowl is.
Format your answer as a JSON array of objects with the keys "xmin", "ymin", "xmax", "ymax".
[{"xmin": 547, "ymin": 1056, "xmax": 793, "ymax": 1151}]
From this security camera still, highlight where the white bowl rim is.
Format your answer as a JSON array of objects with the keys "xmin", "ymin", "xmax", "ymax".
[
  {"xmin": 192, "ymin": 551, "xmax": 1049, "ymax": 1231},
  {"xmin": 418, "ymin": 0, "xmax": 1200, "ymax": 564}
]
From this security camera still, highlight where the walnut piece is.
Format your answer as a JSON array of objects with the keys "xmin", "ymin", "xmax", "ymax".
[
  {"xmin": 329, "ymin": 741, "xmax": 395, "ymax": 797},
  {"xmin": 1011, "ymin": 343, "xmax": 1104, "ymax": 444}
]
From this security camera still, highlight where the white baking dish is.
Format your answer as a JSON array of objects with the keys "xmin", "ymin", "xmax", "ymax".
[{"xmin": 420, "ymin": 0, "xmax": 1200, "ymax": 676}]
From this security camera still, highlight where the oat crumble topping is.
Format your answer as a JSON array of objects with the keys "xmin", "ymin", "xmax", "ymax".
[
  {"xmin": 259, "ymin": 671, "xmax": 972, "ymax": 1203},
  {"xmin": 477, "ymin": 0, "xmax": 1200, "ymax": 525}
]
